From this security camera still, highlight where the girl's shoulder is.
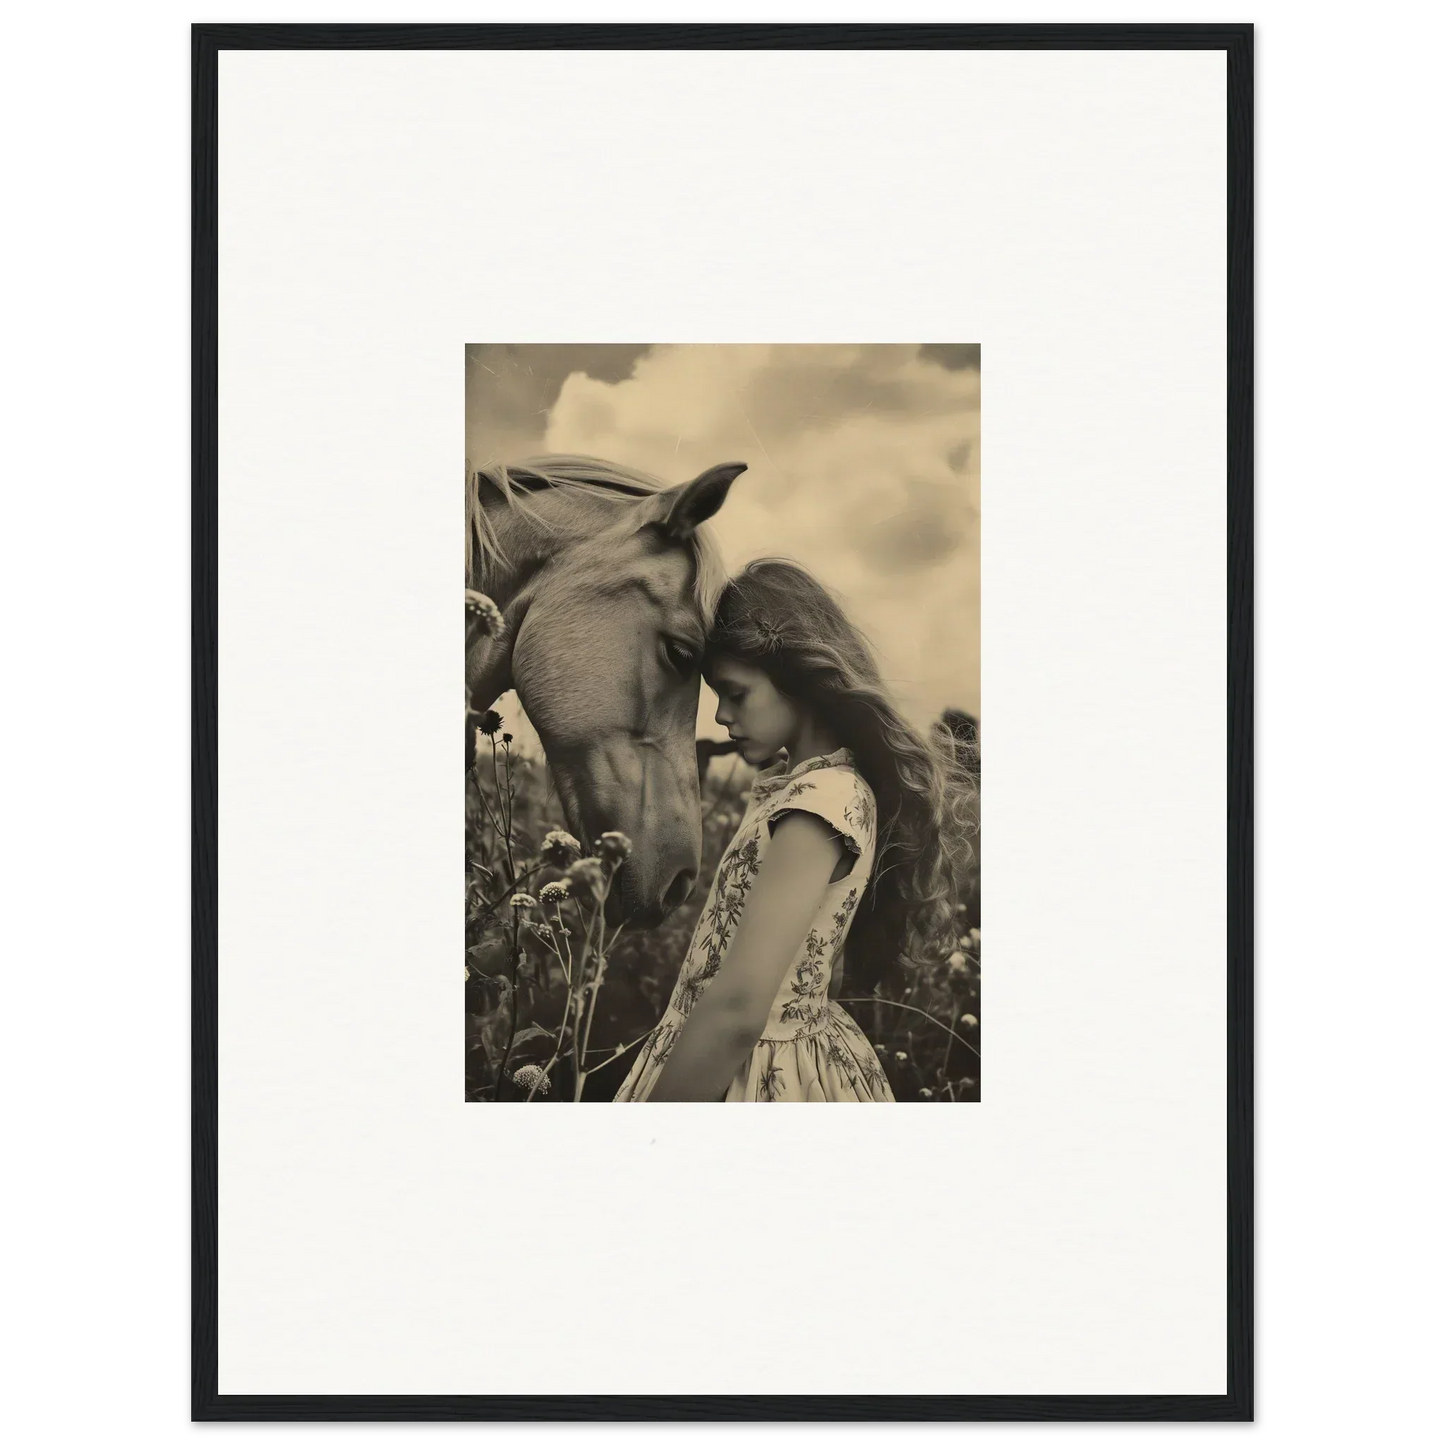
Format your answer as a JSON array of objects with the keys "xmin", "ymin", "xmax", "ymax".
[
  {"xmin": 768, "ymin": 761, "xmax": 856, "ymax": 803},
  {"xmin": 833, "ymin": 766, "xmax": 878, "ymax": 842},
  {"xmin": 767, "ymin": 763, "xmax": 877, "ymax": 852},
  {"xmin": 783, "ymin": 760, "xmax": 873, "ymax": 797}
]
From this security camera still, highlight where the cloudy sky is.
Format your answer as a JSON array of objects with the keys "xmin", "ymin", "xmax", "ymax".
[{"xmin": 466, "ymin": 343, "xmax": 979, "ymax": 751}]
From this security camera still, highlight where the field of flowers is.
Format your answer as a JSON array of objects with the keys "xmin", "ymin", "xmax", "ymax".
[{"xmin": 465, "ymin": 720, "xmax": 981, "ymax": 1103}]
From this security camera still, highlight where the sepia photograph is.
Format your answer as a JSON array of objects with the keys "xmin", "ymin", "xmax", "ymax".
[{"xmin": 465, "ymin": 344, "xmax": 982, "ymax": 1101}]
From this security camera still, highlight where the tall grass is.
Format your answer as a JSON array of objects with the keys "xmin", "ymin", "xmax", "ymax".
[{"xmin": 465, "ymin": 676, "xmax": 981, "ymax": 1102}]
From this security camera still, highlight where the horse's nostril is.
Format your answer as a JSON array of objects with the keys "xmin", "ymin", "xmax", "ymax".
[{"xmin": 663, "ymin": 869, "xmax": 697, "ymax": 911}]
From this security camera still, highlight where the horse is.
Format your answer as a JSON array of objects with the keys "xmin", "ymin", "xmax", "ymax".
[{"xmin": 466, "ymin": 453, "xmax": 746, "ymax": 929}]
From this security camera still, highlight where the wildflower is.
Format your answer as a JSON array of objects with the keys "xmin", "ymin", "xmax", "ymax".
[
  {"xmin": 969, "ymin": 927, "xmax": 981, "ymax": 946},
  {"xmin": 540, "ymin": 831, "xmax": 582, "ymax": 868},
  {"xmin": 511, "ymin": 1063, "xmax": 550, "ymax": 1095},
  {"xmin": 947, "ymin": 950, "xmax": 968, "ymax": 973},
  {"xmin": 502, "ymin": 732, "xmax": 514, "ymax": 745},
  {"xmin": 875, "ymin": 1043, "xmax": 887, "ymax": 1057},
  {"xmin": 538, "ymin": 880, "xmax": 571, "ymax": 904},
  {"xmin": 465, "ymin": 590, "xmax": 505, "ymax": 638},
  {"xmin": 597, "ymin": 830, "xmax": 633, "ymax": 865},
  {"xmin": 475, "ymin": 708, "xmax": 503, "ymax": 737},
  {"xmin": 894, "ymin": 1051, "xmax": 908, "ymax": 1064},
  {"xmin": 464, "ymin": 965, "xmax": 470, "ymax": 981},
  {"xmin": 960, "ymin": 1014, "xmax": 978, "ymax": 1029},
  {"xmin": 530, "ymin": 921, "xmax": 554, "ymax": 940},
  {"xmin": 919, "ymin": 1087, "xmax": 934, "ymax": 1099},
  {"xmin": 509, "ymin": 892, "xmax": 537, "ymax": 912},
  {"xmin": 565, "ymin": 857, "xmax": 607, "ymax": 902}
]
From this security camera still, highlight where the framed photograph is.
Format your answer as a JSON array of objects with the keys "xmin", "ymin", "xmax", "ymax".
[
  {"xmin": 195, "ymin": 22, "xmax": 1251, "ymax": 1421},
  {"xmin": 462, "ymin": 342, "xmax": 982, "ymax": 1109}
]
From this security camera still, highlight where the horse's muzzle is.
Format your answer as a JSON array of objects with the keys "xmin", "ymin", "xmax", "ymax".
[{"xmin": 606, "ymin": 864, "xmax": 696, "ymax": 930}]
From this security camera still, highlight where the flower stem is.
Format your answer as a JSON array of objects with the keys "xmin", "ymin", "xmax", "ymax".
[
  {"xmin": 468, "ymin": 766, "xmax": 509, "ymax": 848},
  {"xmin": 492, "ymin": 912, "xmax": 524, "ymax": 1099},
  {"xmin": 546, "ymin": 903, "xmax": 574, "ymax": 990},
  {"xmin": 503, "ymin": 738, "xmax": 518, "ymax": 838},
  {"xmin": 585, "ymin": 1030, "xmax": 646, "ymax": 1067},
  {"xmin": 941, "ymin": 997, "xmax": 961, "ymax": 1076},
  {"xmin": 525, "ymin": 987, "xmax": 578, "ymax": 1102},
  {"xmin": 570, "ymin": 945, "xmax": 588, "ymax": 1100},
  {"xmin": 474, "ymin": 861, "xmax": 543, "ymax": 920},
  {"xmin": 490, "ymin": 736, "xmax": 517, "ymax": 888},
  {"xmin": 837, "ymin": 996, "xmax": 980, "ymax": 1058},
  {"xmin": 573, "ymin": 869, "xmax": 618, "ymax": 1101}
]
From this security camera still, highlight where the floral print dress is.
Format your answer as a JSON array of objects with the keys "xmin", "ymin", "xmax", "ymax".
[{"xmin": 614, "ymin": 746, "xmax": 895, "ymax": 1102}]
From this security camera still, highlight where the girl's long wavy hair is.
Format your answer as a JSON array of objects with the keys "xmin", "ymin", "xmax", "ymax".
[{"xmin": 702, "ymin": 558, "xmax": 978, "ymax": 995}]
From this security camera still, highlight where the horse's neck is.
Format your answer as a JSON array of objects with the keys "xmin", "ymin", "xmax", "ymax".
[{"xmin": 467, "ymin": 485, "xmax": 612, "ymax": 712}]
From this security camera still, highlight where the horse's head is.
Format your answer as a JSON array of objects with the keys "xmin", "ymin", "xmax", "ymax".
[{"xmin": 508, "ymin": 462, "xmax": 744, "ymax": 928}]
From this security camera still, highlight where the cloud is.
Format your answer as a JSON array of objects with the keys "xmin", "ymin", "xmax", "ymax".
[
  {"xmin": 849, "ymin": 475, "xmax": 967, "ymax": 573},
  {"xmin": 918, "ymin": 343, "xmax": 981, "ymax": 372},
  {"xmin": 538, "ymin": 344, "xmax": 981, "ymax": 732},
  {"xmin": 465, "ymin": 344, "xmax": 654, "ymax": 465}
]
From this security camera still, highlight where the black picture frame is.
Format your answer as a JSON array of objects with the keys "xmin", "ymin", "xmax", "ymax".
[{"xmin": 193, "ymin": 21, "xmax": 1252, "ymax": 1423}]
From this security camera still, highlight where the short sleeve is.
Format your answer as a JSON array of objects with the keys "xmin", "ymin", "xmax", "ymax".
[{"xmin": 765, "ymin": 768, "xmax": 873, "ymax": 879}]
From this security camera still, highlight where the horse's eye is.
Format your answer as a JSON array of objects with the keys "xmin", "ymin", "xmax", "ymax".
[{"xmin": 662, "ymin": 638, "xmax": 697, "ymax": 675}]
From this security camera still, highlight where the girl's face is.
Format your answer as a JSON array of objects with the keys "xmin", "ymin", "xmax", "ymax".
[{"xmin": 708, "ymin": 656, "xmax": 799, "ymax": 767}]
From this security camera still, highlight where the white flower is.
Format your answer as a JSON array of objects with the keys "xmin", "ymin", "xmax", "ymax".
[
  {"xmin": 960, "ymin": 1014, "xmax": 978, "ymax": 1030},
  {"xmin": 894, "ymin": 1051, "xmax": 908, "ymax": 1063},
  {"xmin": 947, "ymin": 950, "xmax": 968, "ymax": 973},
  {"xmin": 539, "ymin": 881, "xmax": 570, "ymax": 904},
  {"xmin": 511, "ymin": 1063, "xmax": 550, "ymax": 1094},
  {"xmin": 509, "ymin": 892, "xmax": 537, "ymax": 911},
  {"xmin": 541, "ymin": 830, "xmax": 582, "ymax": 866},
  {"xmin": 565, "ymin": 857, "xmax": 606, "ymax": 901},
  {"xmin": 465, "ymin": 590, "xmax": 505, "ymax": 638}
]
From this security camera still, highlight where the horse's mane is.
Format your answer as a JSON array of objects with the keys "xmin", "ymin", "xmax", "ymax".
[{"xmin": 466, "ymin": 453, "xmax": 730, "ymax": 625}]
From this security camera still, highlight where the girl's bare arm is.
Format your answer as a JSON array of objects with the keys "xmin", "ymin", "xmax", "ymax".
[{"xmin": 646, "ymin": 813, "xmax": 843, "ymax": 1101}]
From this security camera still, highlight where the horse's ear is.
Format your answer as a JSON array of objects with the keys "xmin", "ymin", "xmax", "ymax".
[{"xmin": 653, "ymin": 462, "xmax": 746, "ymax": 542}]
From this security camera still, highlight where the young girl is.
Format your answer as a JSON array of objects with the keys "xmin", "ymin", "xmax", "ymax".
[{"xmin": 613, "ymin": 558, "xmax": 974, "ymax": 1103}]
